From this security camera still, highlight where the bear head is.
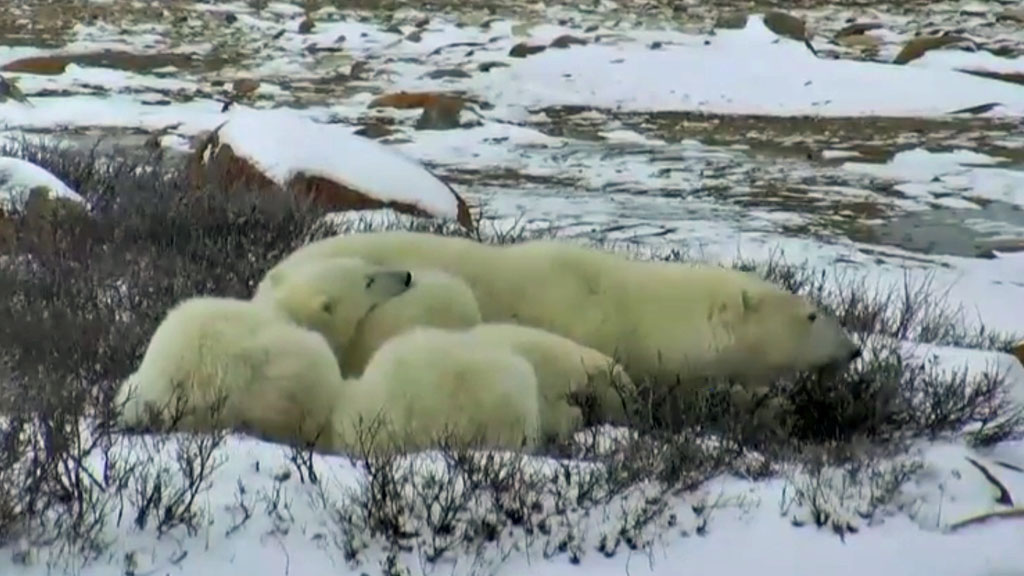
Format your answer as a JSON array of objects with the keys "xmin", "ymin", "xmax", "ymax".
[
  {"xmin": 732, "ymin": 287, "xmax": 862, "ymax": 378},
  {"xmin": 263, "ymin": 257, "xmax": 413, "ymax": 354}
]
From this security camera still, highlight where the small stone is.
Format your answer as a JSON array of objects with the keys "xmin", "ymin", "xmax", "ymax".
[
  {"xmin": 231, "ymin": 78, "xmax": 261, "ymax": 95},
  {"xmin": 763, "ymin": 11, "xmax": 808, "ymax": 41},
  {"xmin": 405, "ymin": 30, "xmax": 422, "ymax": 42},
  {"xmin": 298, "ymin": 17, "xmax": 315, "ymax": 34},
  {"xmin": 509, "ymin": 42, "xmax": 546, "ymax": 58},
  {"xmin": 835, "ymin": 22, "xmax": 884, "ymax": 38},
  {"xmin": 893, "ymin": 35, "xmax": 973, "ymax": 64},
  {"xmin": 714, "ymin": 11, "xmax": 748, "ymax": 30},
  {"xmin": 549, "ymin": 34, "xmax": 588, "ymax": 49},
  {"xmin": 225, "ymin": 12, "xmax": 238, "ymax": 25},
  {"xmin": 478, "ymin": 61, "xmax": 510, "ymax": 72},
  {"xmin": 415, "ymin": 96, "xmax": 465, "ymax": 131},
  {"xmin": 837, "ymin": 34, "xmax": 881, "ymax": 49},
  {"xmin": 354, "ymin": 123, "xmax": 396, "ymax": 139},
  {"xmin": 423, "ymin": 68, "xmax": 471, "ymax": 79}
]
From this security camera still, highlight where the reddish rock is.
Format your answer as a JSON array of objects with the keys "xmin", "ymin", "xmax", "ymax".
[{"xmin": 189, "ymin": 123, "xmax": 475, "ymax": 231}]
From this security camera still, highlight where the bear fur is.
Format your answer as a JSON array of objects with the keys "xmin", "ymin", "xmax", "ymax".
[
  {"xmin": 117, "ymin": 297, "xmax": 543, "ymax": 456},
  {"xmin": 114, "ymin": 296, "xmax": 348, "ymax": 450},
  {"xmin": 333, "ymin": 326, "xmax": 543, "ymax": 455},
  {"xmin": 252, "ymin": 256, "xmax": 415, "ymax": 364},
  {"xmin": 260, "ymin": 266, "xmax": 483, "ymax": 377},
  {"xmin": 464, "ymin": 323, "xmax": 635, "ymax": 441},
  {"xmin": 260, "ymin": 231, "xmax": 862, "ymax": 395}
]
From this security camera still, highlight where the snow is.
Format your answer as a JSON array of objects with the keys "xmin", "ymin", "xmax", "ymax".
[
  {"xmin": 1, "ymin": 431, "xmax": 1022, "ymax": 576},
  {"xmin": 213, "ymin": 106, "xmax": 463, "ymax": 220},
  {"xmin": 1, "ymin": 3, "xmax": 1024, "ymax": 575},
  {"xmin": 843, "ymin": 149, "xmax": 1024, "ymax": 209},
  {"xmin": 0, "ymin": 156, "xmax": 85, "ymax": 209},
  {"xmin": 465, "ymin": 16, "xmax": 1024, "ymax": 118}
]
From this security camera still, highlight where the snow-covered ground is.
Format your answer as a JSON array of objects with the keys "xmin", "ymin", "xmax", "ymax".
[{"xmin": 2, "ymin": 2, "xmax": 1024, "ymax": 575}]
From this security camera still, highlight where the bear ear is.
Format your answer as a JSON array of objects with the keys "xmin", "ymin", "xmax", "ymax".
[{"xmin": 741, "ymin": 289, "xmax": 760, "ymax": 314}]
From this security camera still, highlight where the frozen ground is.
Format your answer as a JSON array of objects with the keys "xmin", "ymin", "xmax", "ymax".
[{"xmin": 2, "ymin": 1, "xmax": 1024, "ymax": 575}]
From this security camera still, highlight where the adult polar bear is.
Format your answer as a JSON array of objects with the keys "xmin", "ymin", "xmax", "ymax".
[{"xmin": 259, "ymin": 231, "xmax": 863, "ymax": 393}]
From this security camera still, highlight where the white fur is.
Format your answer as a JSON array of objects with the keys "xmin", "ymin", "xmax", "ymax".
[
  {"xmin": 335, "ymin": 268, "xmax": 482, "ymax": 377},
  {"xmin": 465, "ymin": 323, "xmax": 635, "ymax": 441},
  {"xmin": 334, "ymin": 326, "xmax": 543, "ymax": 455},
  {"xmin": 252, "ymin": 256, "xmax": 414, "ymax": 363},
  {"xmin": 114, "ymin": 297, "xmax": 346, "ymax": 450},
  {"xmin": 262, "ymin": 231, "xmax": 861, "ymax": 392}
]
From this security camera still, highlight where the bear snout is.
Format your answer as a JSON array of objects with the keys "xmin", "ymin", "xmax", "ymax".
[{"xmin": 402, "ymin": 271, "xmax": 413, "ymax": 287}]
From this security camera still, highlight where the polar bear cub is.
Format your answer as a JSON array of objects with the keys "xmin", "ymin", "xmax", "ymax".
[
  {"xmin": 464, "ymin": 324, "xmax": 635, "ymax": 441},
  {"xmin": 252, "ymin": 256, "xmax": 415, "ymax": 364},
  {"xmin": 334, "ymin": 326, "xmax": 543, "ymax": 455},
  {"xmin": 114, "ymin": 296, "xmax": 349, "ymax": 450},
  {"xmin": 337, "ymin": 268, "xmax": 483, "ymax": 377}
]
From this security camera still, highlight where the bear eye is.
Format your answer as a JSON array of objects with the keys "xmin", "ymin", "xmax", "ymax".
[
  {"xmin": 321, "ymin": 300, "xmax": 333, "ymax": 315},
  {"xmin": 807, "ymin": 312, "xmax": 818, "ymax": 323}
]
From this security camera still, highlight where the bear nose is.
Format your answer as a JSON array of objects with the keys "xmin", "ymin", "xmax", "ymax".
[
  {"xmin": 402, "ymin": 271, "xmax": 413, "ymax": 287},
  {"xmin": 849, "ymin": 348, "xmax": 862, "ymax": 361}
]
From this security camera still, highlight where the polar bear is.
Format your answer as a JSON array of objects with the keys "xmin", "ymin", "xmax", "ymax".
[
  {"xmin": 114, "ymin": 296, "xmax": 349, "ymax": 450},
  {"xmin": 259, "ymin": 231, "xmax": 862, "ymax": 396},
  {"xmin": 464, "ymin": 323, "xmax": 635, "ymax": 441},
  {"xmin": 252, "ymin": 256, "xmax": 415, "ymax": 363},
  {"xmin": 262, "ymin": 266, "xmax": 483, "ymax": 377},
  {"xmin": 116, "ymin": 296, "xmax": 543, "ymax": 456},
  {"xmin": 333, "ymin": 326, "xmax": 544, "ymax": 455}
]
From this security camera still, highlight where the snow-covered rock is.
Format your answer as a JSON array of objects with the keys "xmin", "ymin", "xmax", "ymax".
[{"xmin": 191, "ymin": 107, "xmax": 475, "ymax": 230}]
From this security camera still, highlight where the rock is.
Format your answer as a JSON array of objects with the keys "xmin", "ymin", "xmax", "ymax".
[
  {"xmin": 837, "ymin": 34, "xmax": 882, "ymax": 49},
  {"xmin": 478, "ymin": 61, "xmax": 510, "ymax": 72},
  {"xmin": 405, "ymin": 30, "xmax": 423, "ymax": 42},
  {"xmin": 231, "ymin": 78, "xmax": 261, "ymax": 96},
  {"xmin": 1, "ymin": 51, "xmax": 199, "ymax": 75},
  {"xmin": 957, "ymin": 68, "xmax": 1024, "ymax": 87},
  {"xmin": 368, "ymin": 91, "xmax": 472, "ymax": 110},
  {"xmin": 0, "ymin": 183, "xmax": 90, "ymax": 257},
  {"xmin": 298, "ymin": 17, "xmax": 315, "ymax": 34},
  {"xmin": 354, "ymin": 123, "xmax": 397, "ymax": 139},
  {"xmin": 0, "ymin": 75, "xmax": 29, "ymax": 104},
  {"xmin": 762, "ymin": 11, "xmax": 809, "ymax": 42},
  {"xmin": 423, "ymin": 68, "xmax": 471, "ymax": 79},
  {"xmin": 549, "ymin": 34, "xmax": 588, "ymax": 49},
  {"xmin": 509, "ymin": 42, "xmax": 547, "ymax": 58},
  {"xmin": 714, "ymin": 11, "xmax": 748, "ymax": 30},
  {"xmin": 1012, "ymin": 341, "xmax": 1024, "ymax": 368},
  {"xmin": 188, "ymin": 112, "xmax": 474, "ymax": 231},
  {"xmin": 893, "ymin": 35, "xmax": 974, "ymax": 65},
  {"xmin": 1, "ymin": 56, "xmax": 70, "ymax": 75},
  {"xmin": 997, "ymin": 8, "xmax": 1024, "ymax": 23},
  {"xmin": 947, "ymin": 102, "xmax": 1002, "ymax": 115},
  {"xmin": 835, "ymin": 22, "xmax": 885, "ymax": 38},
  {"xmin": 414, "ymin": 97, "xmax": 465, "ymax": 131}
]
